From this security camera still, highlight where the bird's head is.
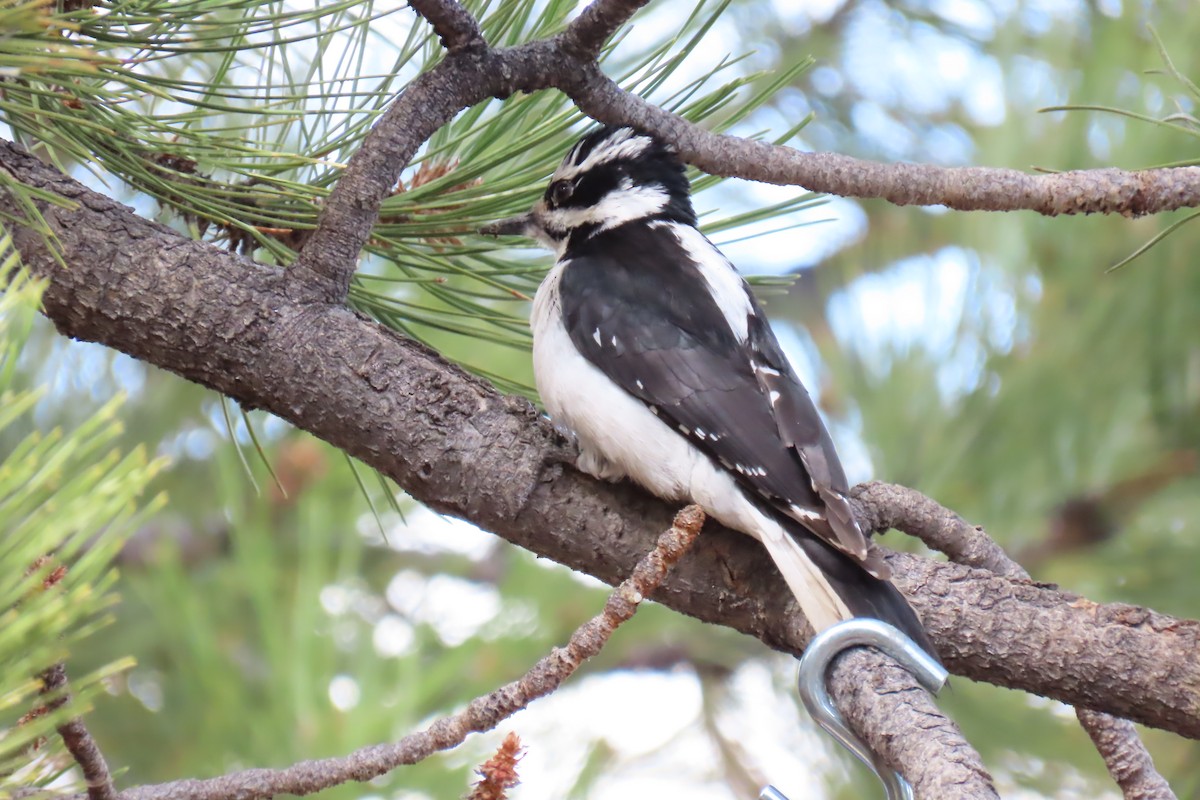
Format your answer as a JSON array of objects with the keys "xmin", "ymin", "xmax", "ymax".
[{"xmin": 481, "ymin": 126, "xmax": 696, "ymax": 249}]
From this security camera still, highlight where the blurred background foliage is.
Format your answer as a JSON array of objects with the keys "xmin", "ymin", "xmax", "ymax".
[
  {"xmin": 1, "ymin": 0, "xmax": 1198, "ymax": 798},
  {"xmin": 0, "ymin": 253, "xmax": 162, "ymax": 795}
]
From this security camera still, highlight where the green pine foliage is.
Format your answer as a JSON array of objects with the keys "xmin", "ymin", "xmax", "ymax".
[{"xmin": 0, "ymin": 248, "xmax": 164, "ymax": 796}]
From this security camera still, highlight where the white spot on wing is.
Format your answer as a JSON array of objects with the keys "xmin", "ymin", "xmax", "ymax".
[
  {"xmin": 592, "ymin": 328, "xmax": 601, "ymax": 346},
  {"xmin": 610, "ymin": 335, "xmax": 618, "ymax": 348},
  {"xmin": 636, "ymin": 379, "xmax": 644, "ymax": 390},
  {"xmin": 769, "ymin": 390, "xmax": 781, "ymax": 405},
  {"xmin": 789, "ymin": 503, "xmax": 824, "ymax": 521}
]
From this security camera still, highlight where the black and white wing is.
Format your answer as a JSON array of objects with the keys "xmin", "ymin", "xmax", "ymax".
[{"xmin": 557, "ymin": 236, "xmax": 885, "ymax": 578}]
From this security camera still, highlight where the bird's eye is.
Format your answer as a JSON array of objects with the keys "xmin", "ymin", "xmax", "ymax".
[{"xmin": 548, "ymin": 180, "xmax": 574, "ymax": 206}]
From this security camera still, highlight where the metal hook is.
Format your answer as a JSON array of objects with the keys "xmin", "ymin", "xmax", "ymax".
[{"xmin": 760, "ymin": 618, "xmax": 949, "ymax": 800}]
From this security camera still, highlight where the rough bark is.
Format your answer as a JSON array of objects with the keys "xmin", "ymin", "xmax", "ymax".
[
  {"xmin": 1076, "ymin": 709, "xmax": 1175, "ymax": 800},
  {"xmin": 852, "ymin": 482, "xmax": 1175, "ymax": 797},
  {"xmin": 4, "ymin": 139, "xmax": 1199, "ymax": 749},
  {"xmin": 41, "ymin": 664, "xmax": 117, "ymax": 800},
  {"xmin": 827, "ymin": 648, "xmax": 997, "ymax": 798}
]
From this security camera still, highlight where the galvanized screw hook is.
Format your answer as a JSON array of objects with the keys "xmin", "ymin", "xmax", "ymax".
[{"xmin": 760, "ymin": 618, "xmax": 949, "ymax": 800}]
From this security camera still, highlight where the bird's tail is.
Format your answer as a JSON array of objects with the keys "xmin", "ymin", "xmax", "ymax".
[{"xmin": 759, "ymin": 521, "xmax": 938, "ymax": 661}]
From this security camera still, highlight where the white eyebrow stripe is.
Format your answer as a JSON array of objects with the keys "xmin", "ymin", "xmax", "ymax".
[
  {"xmin": 555, "ymin": 130, "xmax": 652, "ymax": 181},
  {"xmin": 541, "ymin": 182, "xmax": 669, "ymax": 234}
]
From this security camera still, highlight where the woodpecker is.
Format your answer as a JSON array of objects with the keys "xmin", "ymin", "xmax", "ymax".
[{"xmin": 483, "ymin": 126, "xmax": 934, "ymax": 655}]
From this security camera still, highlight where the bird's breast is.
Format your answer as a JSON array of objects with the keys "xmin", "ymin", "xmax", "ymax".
[{"xmin": 531, "ymin": 264, "xmax": 685, "ymax": 497}]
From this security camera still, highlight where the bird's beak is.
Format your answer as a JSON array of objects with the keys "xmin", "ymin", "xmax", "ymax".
[{"xmin": 479, "ymin": 212, "xmax": 536, "ymax": 238}]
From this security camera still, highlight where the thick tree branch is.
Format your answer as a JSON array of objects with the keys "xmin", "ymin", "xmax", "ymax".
[
  {"xmin": 76, "ymin": 507, "xmax": 702, "ymax": 800},
  {"xmin": 408, "ymin": 0, "xmax": 485, "ymax": 53},
  {"xmin": 828, "ymin": 648, "xmax": 997, "ymax": 798},
  {"xmin": 4, "ymin": 140, "xmax": 1200, "ymax": 753},
  {"xmin": 559, "ymin": 0, "xmax": 651, "ymax": 57}
]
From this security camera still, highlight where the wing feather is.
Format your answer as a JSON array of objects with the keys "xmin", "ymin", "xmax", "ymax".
[{"xmin": 557, "ymin": 236, "xmax": 880, "ymax": 574}]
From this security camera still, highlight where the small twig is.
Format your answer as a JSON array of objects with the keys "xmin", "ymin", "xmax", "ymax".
[
  {"xmin": 103, "ymin": 506, "xmax": 704, "ymax": 800},
  {"xmin": 558, "ymin": 61, "xmax": 1200, "ymax": 217},
  {"xmin": 292, "ymin": 7, "xmax": 1200, "ymax": 302},
  {"xmin": 40, "ymin": 664, "xmax": 118, "ymax": 800},
  {"xmin": 853, "ymin": 481, "xmax": 1176, "ymax": 800},
  {"xmin": 409, "ymin": 0, "xmax": 485, "ymax": 53},
  {"xmin": 695, "ymin": 667, "xmax": 766, "ymax": 798},
  {"xmin": 560, "ymin": 0, "xmax": 651, "ymax": 58}
]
